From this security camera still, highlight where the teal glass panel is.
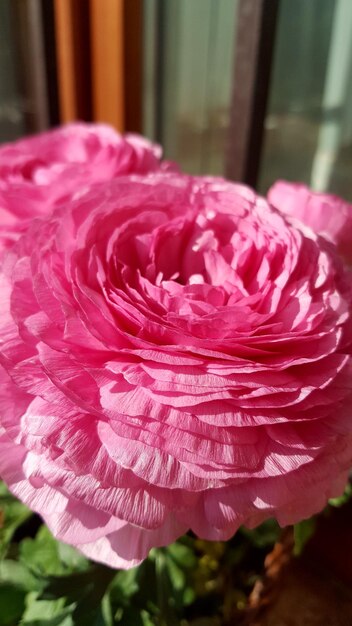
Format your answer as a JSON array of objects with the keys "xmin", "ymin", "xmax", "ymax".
[
  {"xmin": 143, "ymin": 0, "xmax": 238, "ymax": 175},
  {"xmin": 259, "ymin": 0, "xmax": 352, "ymax": 201},
  {"xmin": 0, "ymin": 0, "xmax": 26, "ymax": 142}
]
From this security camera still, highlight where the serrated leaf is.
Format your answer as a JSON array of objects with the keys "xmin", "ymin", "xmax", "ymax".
[
  {"xmin": 57, "ymin": 543, "xmax": 88, "ymax": 572},
  {"xmin": 20, "ymin": 527, "xmax": 63, "ymax": 576},
  {"xmin": 21, "ymin": 596, "xmax": 73, "ymax": 626},
  {"xmin": 19, "ymin": 525, "xmax": 89, "ymax": 578},
  {"xmin": 0, "ymin": 560, "xmax": 39, "ymax": 591},
  {"xmin": 37, "ymin": 564, "xmax": 115, "ymax": 626}
]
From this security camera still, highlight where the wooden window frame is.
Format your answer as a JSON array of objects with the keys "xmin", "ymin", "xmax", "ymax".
[
  {"xmin": 53, "ymin": 0, "xmax": 142, "ymax": 132},
  {"xmin": 225, "ymin": 0, "xmax": 280, "ymax": 186}
]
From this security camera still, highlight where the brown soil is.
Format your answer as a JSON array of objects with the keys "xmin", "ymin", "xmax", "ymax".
[{"xmin": 239, "ymin": 503, "xmax": 352, "ymax": 626}]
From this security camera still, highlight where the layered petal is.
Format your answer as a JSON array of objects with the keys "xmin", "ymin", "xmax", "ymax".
[
  {"xmin": 268, "ymin": 180, "xmax": 352, "ymax": 265},
  {"xmin": 0, "ymin": 123, "xmax": 170, "ymax": 255},
  {"xmin": 1, "ymin": 172, "xmax": 352, "ymax": 568}
]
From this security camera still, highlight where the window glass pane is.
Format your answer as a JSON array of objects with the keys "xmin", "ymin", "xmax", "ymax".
[
  {"xmin": 0, "ymin": 0, "xmax": 53, "ymax": 143},
  {"xmin": 259, "ymin": 0, "xmax": 352, "ymax": 201},
  {"xmin": 0, "ymin": 0, "xmax": 26, "ymax": 142},
  {"xmin": 143, "ymin": 0, "xmax": 238, "ymax": 175}
]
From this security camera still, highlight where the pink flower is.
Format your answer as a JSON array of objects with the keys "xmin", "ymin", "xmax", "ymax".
[
  {"xmin": 0, "ymin": 123, "xmax": 167, "ymax": 255},
  {"xmin": 268, "ymin": 181, "xmax": 352, "ymax": 264},
  {"xmin": 1, "ymin": 174, "xmax": 352, "ymax": 569}
]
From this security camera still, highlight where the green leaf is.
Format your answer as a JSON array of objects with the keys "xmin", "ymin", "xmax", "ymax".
[
  {"xmin": 132, "ymin": 558, "xmax": 158, "ymax": 608},
  {"xmin": 21, "ymin": 614, "xmax": 72, "ymax": 626},
  {"xmin": 20, "ymin": 527, "xmax": 63, "ymax": 576},
  {"xmin": 39, "ymin": 570, "xmax": 96, "ymax": 603},
  {"xmin": 0, "ymin": 560, "xmax": 39, "ymax": 591},
  {"xmin": 110, "ymin": 567, "xmax": 139, "ymax": 603},
  {"xmin": 182, "ymin": 586, "xmax": 196, "ymax": 606},
  {"xmin": 57, "ymin": 543, "xmax": 89, "ymax": 572},
  {"xmin": 165, "ymin": 556, "xmax": 185, "ymax": 591},
  {"xmin": 166, "ymin": 542, "xmax": 197, "ymax": 569},
  {"xmin": 37, "ymin": 564, "xmax": 115, "ymax": 626},
  {"xmin": 101, "ymin": 594, "xmax": 113, "ymax": 626},
  {"xmin": 0, "ymin": 584, "xmax": 27, "ymax": 626},
  {"xmin": 165, "ymin": 549, "xmax": 197, "ymax": 610},
  {"xmin": 115, "ymin": 607, "xmax": 154, "ymax": 626},
  {"xmin": 19, "ymin": 525, "xmax": 89, "ymax": 578},
  {"xmin": 72, "ymin": 604, "xmax": 107, "ymax": 626},
  {"xmin": 293, "ymin": 518, "xmax": 316, "ymax": 556},
  {"xmin": 71, "ymin": 566, "xmax": 116, "ymax": 626},
  {"xmin": 21, "ymin": 594, "xmax": 73, "ymax": 626},
  {"xmin": 140, "ymin": 611, "xmax": 155, "ymax": 626},
  {"xmin": 154, "ymin": 550, "xmax": 179, "ymax": 626},
  {"xmin": 0, "ymin": 483, "xmax": 32, "ymax": 558}
]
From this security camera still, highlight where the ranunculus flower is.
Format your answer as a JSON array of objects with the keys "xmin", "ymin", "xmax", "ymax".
[
  {"xmin": 268, "ymin": 181, "xmax": 352, "ymax": 265},
  {"xmin": 1, "ymin": 174, "xmax": 352, "ymax": 569},
  {"xmin": 0, "ymin": 123, "xmax": 166, "ymax": 254}
]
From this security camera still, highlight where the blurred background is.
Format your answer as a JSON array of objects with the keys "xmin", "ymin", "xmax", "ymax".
[{"xmin": 0, "ymin": 0, "xmax": 352, "ymax": 200}]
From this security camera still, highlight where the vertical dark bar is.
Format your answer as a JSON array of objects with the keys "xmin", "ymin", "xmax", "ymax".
[
  {"xmin": 124, "ymin": 0, "xmax": 143, "ymax": 132},
  {"xmin": 225, "ymin": 0, "xmax": 280, "ymax": 187},
  {"xmin": 12, "ymin": 0, "xmax": 50, "ymax": 133},
  {"xmin": 41, "ymin": 0, "xmax": 60, "ymax": 127},
  {"xmin": 154, "ymin": 0, "xmax": 165, "ymax": 143}
]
